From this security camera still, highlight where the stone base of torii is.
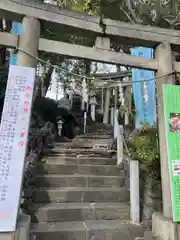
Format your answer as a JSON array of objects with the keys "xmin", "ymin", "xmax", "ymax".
[{"xmin": 1, "ymin": 214, "xmax": 30, "ymax": 240}]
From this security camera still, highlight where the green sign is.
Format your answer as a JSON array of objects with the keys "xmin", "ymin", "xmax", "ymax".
[{"xmin": 163, "ymin": 84, "xmax": 180, "ymax": 222}]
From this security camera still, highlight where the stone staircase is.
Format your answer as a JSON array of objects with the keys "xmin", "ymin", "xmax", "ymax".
[{"xmin": 28, "ymin": 128, "xmax": 144, "ymax": 240}]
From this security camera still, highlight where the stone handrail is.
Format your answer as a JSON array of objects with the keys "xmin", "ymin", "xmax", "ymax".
[{"xmin": 114, "ymin": 110, "xmax": 140, "ymax": 224}]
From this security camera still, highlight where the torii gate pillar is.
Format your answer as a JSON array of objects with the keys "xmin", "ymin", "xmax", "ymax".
[
  {"xmin": 1, "ymin": 16, "xmax": 40, "ymax": 240},
  {"xmin": 152, "ymin": 42, "xmax": 179, "ymax": 240},
  {"xmin": 155, "ymin": 42, "xmax": 173, "ymax": 219},
  {"xmin": 17, "ymin": 16, "xmax": 40, "ymax": 67},
  {"xmin": 94, "ymin": 36, "xmax": 111, "ymax": 124}
]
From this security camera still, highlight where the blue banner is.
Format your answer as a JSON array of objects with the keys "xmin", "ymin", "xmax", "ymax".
[
  {"xmin": 130, "ymin": 47, "xmax": 156, "ymax": 129},
  {"xmin": 10, "ymin": 22, "xmax": 22, "ymax": 65}
]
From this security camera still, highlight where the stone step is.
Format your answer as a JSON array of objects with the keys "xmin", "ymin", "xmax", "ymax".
[
  {"xmin": 144, "ymin": 231, "xmax": 158, "ymax": 240},
  {"xmin": 34, "ymin": 174, "xmax": 125, "ymax": 188},
  {"xmin": 29, "ymin": 202, "xmax": 130, "ymax": 222},
  {"xmin": 55, "ymin": 143, "xmax": 93, "ymax": 149},
  {"xmin": 50, "ymin": 148, "xmax": 112, "ymax": 154},
  {"xmin": 76, "ymin": 135, "xmax": 112, "ymax": 139},
  {"xmin": 43, "ymin": 149, "xmax": 113, "ymax": 157},
  {"xmin": 36, "ymin": 164, "xmax": 124, "ymax": 176},
  {"xmin": 42, "ymin": 156, "xmax": 117, "ymax": 165},
  {"xmin": 31, "ymin": 220, "xmax": 144, "ymax": 240},
  {"xmin": 32, "ymin": 187, "xmax": 129, "ymax": 203}
]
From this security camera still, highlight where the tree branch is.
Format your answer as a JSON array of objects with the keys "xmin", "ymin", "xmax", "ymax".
[
  {"xmin": 125, "ymin": 0, "xmax": 142, "ymax": 24},
  {"xmin": 162, "ymin": 0, "xmax": 173, "ymax": 6},
  {"xmin": 120, "ymin": 6, "xmax": 135, "ymax": 22}
]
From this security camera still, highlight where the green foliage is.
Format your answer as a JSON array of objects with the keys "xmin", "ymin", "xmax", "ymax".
[
  {"xmin": 127, "ymin": 122, "xmax": 160, "ymax": 179},
  {"xmin": 23, "ymin": 121, "xmax": 55, "ymax": 200},
  {"xmin": 35, "ymin": 0, "xmax": 180, "ymax": 83},
  {"xmin": 176, "ymin": 73, "xmax": 180, "ymax": 80},
  {"xmin": 33, "ymin": 96, "xmax": 59, "ymax": 126},
  {"xmin": 36, "ymin": 0, "xmax": 180, "ymax": 93},
  {"xmin": 118, "ymin": 104, "xmax": 132, "ymax": 118},
  {"xmin": 49, "ymin": 0, "xmax": 180, "ymax": 29},
  {"xmin": 27, "ymin": 112, "xmax": 45, "ymax": 152}
]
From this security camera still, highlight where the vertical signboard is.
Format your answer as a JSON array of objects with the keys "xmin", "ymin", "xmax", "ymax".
[
  {"xmin": 130, "ymin": 47, "xmax": 156, "ymax": 129},
  {"xmin": 163, "ymin": 84, "xmax": 180, "ymax": 222},
  {"xmin": 0, "ymin": 65, "xmax": 35, "ymax": 231},
  {"xmin": 10, "ymin": 22, "xmax": 22, "ymax": 65}
]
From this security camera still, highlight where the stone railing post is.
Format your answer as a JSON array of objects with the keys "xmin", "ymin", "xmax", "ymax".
[
  {"xmin": 114, "ymin": 109, "xmax": 119, "ymax": 139},
  {"xmin": 117, "ymin": 124, "xmax": 123, "ymax": 166},
  {"xmin": 130, "ymin": 160, "xmax": 140, "ymax": 224}
]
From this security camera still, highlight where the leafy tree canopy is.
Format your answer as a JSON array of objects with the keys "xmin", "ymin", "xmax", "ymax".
[{"xmin": 44, "ymin": 0, "xmax": 180, "ymax": 29}]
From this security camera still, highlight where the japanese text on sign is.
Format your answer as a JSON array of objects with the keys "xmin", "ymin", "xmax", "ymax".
[{"xmin": 0, "ymin": 65, "xmax": 35, "ymax": 232}]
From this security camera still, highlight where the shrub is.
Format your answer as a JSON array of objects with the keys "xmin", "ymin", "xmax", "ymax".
[{"xmin": 126, "ymin": 122, "xmax": 160, "ymax": 180}]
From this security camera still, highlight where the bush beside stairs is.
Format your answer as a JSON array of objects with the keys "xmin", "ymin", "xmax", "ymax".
[{"xmin": 25, "ymin": 124, "xmax": 145, "ymax": 240}]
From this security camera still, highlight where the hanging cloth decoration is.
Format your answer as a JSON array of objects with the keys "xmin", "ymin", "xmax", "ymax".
[{"xmin": 130, "ymin": 47, "xmax": 156, "ymax": 129}]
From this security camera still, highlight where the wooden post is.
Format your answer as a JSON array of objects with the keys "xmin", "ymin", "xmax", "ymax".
[
  {"xmin": 111, "ymin": 107, "xmax": 114, "ymax": 125},
  {"xmin": 91, "ymin": 104, "xmax": 95, "ymax": 121},
  {"xmin": 155, "ymin": 42, "xmax": 174, "ymax": 218},
  {"xmin": 90, "ymin": 96, "xmax": 96, "ymax": 121},
  {"xmin": 101, "ymin": 87, "xmax": 104, "ymax": 113},
  {"xmin": 113, "ymin": 87, "xmax": 118, "ymax": 137},
  {"xmin": 117, "ymin": 124, "xmax": 123, "ymax": 166},
  {"xmin": 17, "ymin": 17, "xmax": 40, "ymax": 67},
  {"xmin": 114, "ymin": 109, "xmax": 119, "ymax": 139},
  {"xmin": 103, "ymin": 87, "xmax": 111, "ymax": 124},
  {"xmin": 124, "ymin": 76, "xmax": 131, "ymax": 125},
  {"xmin": 81, "ymin": 100, "xmax": 85, "ymax": 111},
  {"xmin": 114, "ymin": 87, "xmax": 117, "ymax": 112},
  {"xmin": 95, "ymin": 36, "xmax": 110, "ymax": 50},
  {"xmin": 81, "ymin": 78, "xmax": 87, "ymax": 111},
  {"xmin": 124, "ymin": 113, "xmax": 129, "ymax": 125}
]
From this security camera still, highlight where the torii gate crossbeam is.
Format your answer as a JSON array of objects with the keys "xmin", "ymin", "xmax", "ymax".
[
  {"xmin": 1, "ymin": 32, "xmax": 180, "ymax": 72},
  {"xmin": 0, "ymin": 3, "xmax": 179, "ymax": 236},
  {"xmin": 1, "ymin": 0, "xmax": 180, "ymax": 50}
]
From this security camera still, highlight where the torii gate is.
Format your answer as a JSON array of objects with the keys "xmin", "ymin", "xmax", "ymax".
[{"xmin": 0, "ymin": 0, "xmax": 180, "ymax": 239}]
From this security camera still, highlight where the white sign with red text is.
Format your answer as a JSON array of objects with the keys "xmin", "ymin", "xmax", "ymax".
[{"xmin": 0, "ymin": 65, "xmax": 35, "ymax": 232}]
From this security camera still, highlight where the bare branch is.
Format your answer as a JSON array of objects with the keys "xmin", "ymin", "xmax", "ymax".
[
  {"xmin": 125, "ymin": 0, "xmax": 142, "ymax": 23},
  {"xmin": 120, "ymin": 6, "xmax": 135, "ymax": 22},
  {"xmin": 162, "ymin": 0, "xmax": 173, "ymax": 6},
  {"xmin": 174, "ymin": 21, "xmax": 180, "ymax": 27}
]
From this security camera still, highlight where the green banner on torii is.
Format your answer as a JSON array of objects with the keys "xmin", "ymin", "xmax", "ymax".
[{"xmin": 163, "ymin": 84, "xmax": 180, "ymax": 222}]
